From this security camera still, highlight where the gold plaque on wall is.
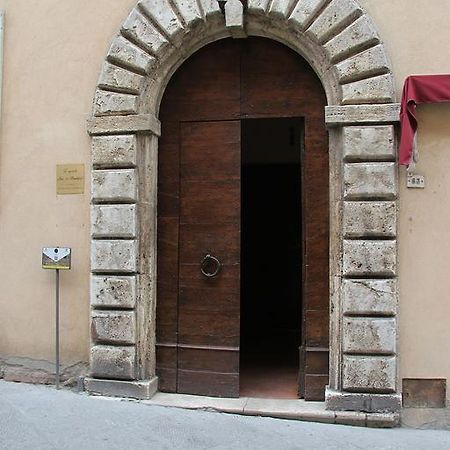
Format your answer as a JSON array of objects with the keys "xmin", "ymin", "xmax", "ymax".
[{"xmin": 56, "ymin": 164, "xmax": 85, "ymax": 195}]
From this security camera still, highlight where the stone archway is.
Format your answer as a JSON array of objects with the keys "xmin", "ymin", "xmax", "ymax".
[{"xmin": 86, "ymin": 0, "xmax": 401, "ymax": 413}]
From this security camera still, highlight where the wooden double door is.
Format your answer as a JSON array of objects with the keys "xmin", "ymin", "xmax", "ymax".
[{"xmin": 156, "ymin": 38, "xmax": 329, "ymax": 400}]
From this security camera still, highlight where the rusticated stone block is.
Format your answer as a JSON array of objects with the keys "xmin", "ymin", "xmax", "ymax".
[
  {"xmin": 139, "ymin": 0, "xmax": 184, "ymax": 38},
  {"xmin": 198, "ymin": 0, "xmax": 222, "ymax": 17},
  {"xmin": 307, "ymin": 0, "xmax": 362, "ymax": 44},
  {"xmin": 92, "ymin": 311, "xmax": 136, "ymax": 345},
  {"xmin": 91, "ymin": 240, "xmax": 138, "ymax": 274},
  {"xmin": 344, "ymin": 163, "xmax": 397, "ymax": 200},
  {"xmin": 91, "ymin": 204, "xmax": 137, "ymax": 239},
  {"xmin": 343, "ymin": 318, "xmax": 396, "ymax": 355},
  {"xmin": 84, "ymin": 377, "xmax": 158, "ymax": 400},
  {"xmin": 324, "ymin": 15, "xmax": 379, "ymax": 63},
  {"xmin": 88, "ymin": 114, "xmax": 160, "ymax": 137},
  {"xmin": 268, "ymin": 0, "xmax": 292, "ymax": 19},
  {"xmin": 325, "ymin": 104, "xmax": 400, "ymax": 126},
  {"xmin": 343, "ymin": 201, "xmax": 396, "ymax": 238},
  {"xmin": 343, "ymin": 240, "xmax": 396, "ymax": 277},
  {"xmin": 342, "ymin": 74, "xmax": 395, "ymax": 105},
  {"xmin": 343, "ymin": 355, "xmax": 396, "ymax": 393},
  {"xmin": 289, "ymin": 0, "xmax": 327, "ymax": 31},
  {"xmin": 343, "ymin": 125, "xmax": 395, "ymax": 162},
  {"xmin": 173, "ymin": 0, "xmax": 202, "ymax": 26},
  {"xmin": 248, "ymin": 0, "xmax": 270, "ymax": 13},
  {"xmin": 90, "ymin": 345, "xmax": 136, "ymax": 380},
  {"xmin": 336, "ymin": 45, "xmax": 391, "ymax": 84},
  {"xmin": 343, "ymin": 279, "xmax": 397, "ymax": 316},
  {"xmin": 92, "ymin": 135, "xmax": 137, "ymax": 168},
  {"xmin": 326, "ymin": 388, "xmax": 401, "ymax": 413},
  {"xmin": 122, "ymin": 9, "xmax": 169, "ymax": 57},
  {"xmin": 91, "ymin": 276, "xmax": 137, "ymax": 309},
  {"xmin": 93, "ymin": 90, "xmax": 138, "ymax": 116},
  {"xmin": 92, "ymin": 169, "xmax": 137, "ymax": 203},
  {"xmin": 98, "ymin": 62, "xmax": 144, "ymax": 95},
  {"xmin": 107, "ymin": 35, "xmax": 156, "ymax": 74}
]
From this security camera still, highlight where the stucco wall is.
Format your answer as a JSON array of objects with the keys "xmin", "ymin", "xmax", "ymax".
[
  {"xmin": 0, "ymin": 0, "xmax": 449, "ymax": 399},
  {"xmin": 0, "ymin": 0, "xmax": 136, "ymax": 364}
]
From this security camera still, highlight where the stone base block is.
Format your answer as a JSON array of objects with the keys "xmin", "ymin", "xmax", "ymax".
[
  {"xmin": 326, "ymin": 388, "xmax": 401, "ymax": 413},
  {"xmin": 84, "ymin": 377, "xmax": 158, "ymax": 400}
]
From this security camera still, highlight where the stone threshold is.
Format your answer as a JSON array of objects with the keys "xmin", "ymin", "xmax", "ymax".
[{"xmin": 141, "ymin": 393, "xmax": 400, "ymax": 428}]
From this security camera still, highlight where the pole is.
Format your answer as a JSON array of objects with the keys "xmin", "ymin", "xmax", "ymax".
[{"xmin": 55, "ymin": 269, "xmax": 60, "ymax": 389}]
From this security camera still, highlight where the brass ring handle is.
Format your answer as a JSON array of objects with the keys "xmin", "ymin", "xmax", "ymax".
[{"xmin": 200, "ymin": 254, "xmax": 221, "ymax": 278}]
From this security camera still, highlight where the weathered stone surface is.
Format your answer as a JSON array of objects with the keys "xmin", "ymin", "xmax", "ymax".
[
  {"xmin": 91, "ymin": 275, "xmax": 137, "ymax": 309},
  {"xmin": 268, "ymin": 0, "xmax": 293, "ymax": 19},
  {"xmin": 92, "ymin": 135, "xmax": 137, "ymax": 168},
  {"xmin": 326, "ymin": 388, "xmax": 402, "ymax": 413},
  {"xmin": 91, "ymin": 204, "xmax": 137, "ymax": 239},
  {"xmin": 344, "ymin": 163, "xmax": 397, "ymax": 200},
  {"xmin": 325, "ymin": 104, "xmax": 400, "ymax": 126},
  {"xmin": 343, "ymin": 318, "xmax": 396, "ymax": 355},
  {"xmin": 88, "ymin": 114, "xmax": 161, "ymax": 136},
  {"xmin": 366, "ymin": 412, "xmax": 400, "ymax": 428},
  {"xmin": 343, "ymin": 201, "xmax": 396, "ymax": 238},
  {"xmin": 334, "ymin": 411, "xmax": 367, "ymax": 427},
  {"xmin": 248, "ymin": 0, "xmax": 271, "ymax": 13},
  {"xmin": 98, "ymin": 62, "xmax": 144, "ymax": 95},
  {"xmin": 342, "ymin": 74, "xmax": 395, "ymax": 105},
  {"xmin": 336, "ymin": 45, "xmax": 391, "ymax": 84},
  {"xmin": 90, "ymin": 345, "xmax": 136, "ymax": 380},
  {"xmin": 173, "ymin": 0, "xmax": 203, "ymax": 25},
  {"xmin": 93, "ymin": 90, "xmax": 138, "ymax": 116},
  {"xmin": 107, "ymin": 35, "xmax": 156, "ymax": 74},
  {"xmin": 92, "ymin": 311, "xmax": 136, "ymax": 345},
  {"xmin": 307, "ymin": 0, "xmax": 362, "ymax": 44},
  {"xmin": 289, "ymin": 0, "xmax": 327, "ymax": 30},
  {"xmin": 343, "ymin": 240, "xmax": 396, "ymax": 277},
  {"xmin": 225, "ymin": 0, "xmax": 247, "ymax": 38},
  {"xmin": 91, "ymin": 240, "xmax": 138, "ymax": 274},
  {"xmin": 343, "ymin": 125, "xmax": 395, "ymax": 161},
  {"xmin": 198, "ymin": 0, "xmax": 223, "ymax": 17},
  {"xmin": 122, "ymin": 9, "xmax": 169, "ymax": 56},
  {"xmin": 343, "ymin": 355, "xmax": 396, "ymax": 393},
  {"xmin": 325, "ymin": 15, "xmax": 379, "ymax": 63},
  {"xmin": 84, "ymin": 377, "xmax": 158, "ymax": 400},
  {"xmin": 342, "ymin": 279, "xmax": 397, "ymax": 316},
  {"xmin": 139, "ymin": 0, "xmax": 184, "ymax": 39},
  {"xmin": 92, "ymin": 169, "xmax": 137, "ymax": 203}
]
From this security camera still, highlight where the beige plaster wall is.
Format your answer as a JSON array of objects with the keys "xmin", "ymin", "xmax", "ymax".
[
  {"xmin": 361, "ymin": 0, "xmax": 450, "ymax": 401},
  {"xmin": 0, "ymin": 0, "xmax": 136, "ymax": 364},
  {"xmin": 0, "ymin": 0, "xmax": 450, "ymax": 398}
]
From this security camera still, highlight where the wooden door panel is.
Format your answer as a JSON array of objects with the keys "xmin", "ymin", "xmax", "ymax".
[
  {"xmin": 180, "ymin": 181, "xmax": 240, "ymax": 224},
  {"xmin": 179, "ymin": 224, "xmax": 240, "ymax": 265},
  {"xmin": 178, "ymin": 348, "xmax": 239, "ymax": 373},
  {"xmin": 176, "ymin": 120, "xmax": 241, "ymax": 397},
  {"xmin": 178, "ymin": 371, "xmax": 239, "ymax": 398}
]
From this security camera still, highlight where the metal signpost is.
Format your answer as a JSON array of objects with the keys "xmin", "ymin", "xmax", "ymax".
[{"xmin": 42, "ymin": 247, "xmax": 71, "ymax": 389}]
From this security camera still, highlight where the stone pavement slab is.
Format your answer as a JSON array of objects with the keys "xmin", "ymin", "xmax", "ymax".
[{"xmin": 1, "ymin": 381, "xmax": 450, "ymax": 450}]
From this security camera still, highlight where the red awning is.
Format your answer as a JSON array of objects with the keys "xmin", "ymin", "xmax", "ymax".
[{"xmin": 399, "ymin": 75, "xmax": 450, "ymax": 166}]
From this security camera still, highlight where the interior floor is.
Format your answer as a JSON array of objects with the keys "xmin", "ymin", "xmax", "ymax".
[{"xmin": 240, "ymin": 118, "xmax": 303, "ymax": 399}]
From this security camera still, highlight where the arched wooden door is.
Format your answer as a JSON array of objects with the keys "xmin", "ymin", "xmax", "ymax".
[{"xmin": 156, "ymin": 37, "xmax": 329, "ymax": 400}]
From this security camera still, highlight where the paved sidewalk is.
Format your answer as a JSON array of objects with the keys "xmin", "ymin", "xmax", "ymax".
[{"xmin": 1, "ymin": 380, "xmax": 449, "ymax": 450}]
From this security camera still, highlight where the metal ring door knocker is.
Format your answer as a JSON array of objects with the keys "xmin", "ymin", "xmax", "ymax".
[{"xmin": 201, "ymin": 254, "xmax": 221, "ymax": 278}]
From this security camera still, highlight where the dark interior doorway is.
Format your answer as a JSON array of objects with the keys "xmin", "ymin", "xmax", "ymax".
[{"xmin": 240, "ymin": 118, "xmax": 303, "ymax": 399}]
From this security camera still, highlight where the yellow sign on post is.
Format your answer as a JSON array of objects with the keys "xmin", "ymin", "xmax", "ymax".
[{"xmin": 56, "ymin": 164, "xmax": 85, "ymax": 195}]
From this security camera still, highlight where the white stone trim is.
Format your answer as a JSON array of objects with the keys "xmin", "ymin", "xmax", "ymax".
[{"xmin": 87, "ymin": 0, "xmax": 400, "ymax": 408}]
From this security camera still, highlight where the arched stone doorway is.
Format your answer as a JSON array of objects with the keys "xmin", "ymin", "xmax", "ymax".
[
  {"xmin": 87, "ymin": 0, "xmax": 401, "ymax": 413},
  {"xmin": 156, "ymin": 37, "xmax": 329, "ymax": 400}
]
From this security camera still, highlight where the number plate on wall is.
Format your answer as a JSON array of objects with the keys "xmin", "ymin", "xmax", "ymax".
[{"xmin": 42, "ymin": 247, "xmax": 71, "ymax": 270}]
